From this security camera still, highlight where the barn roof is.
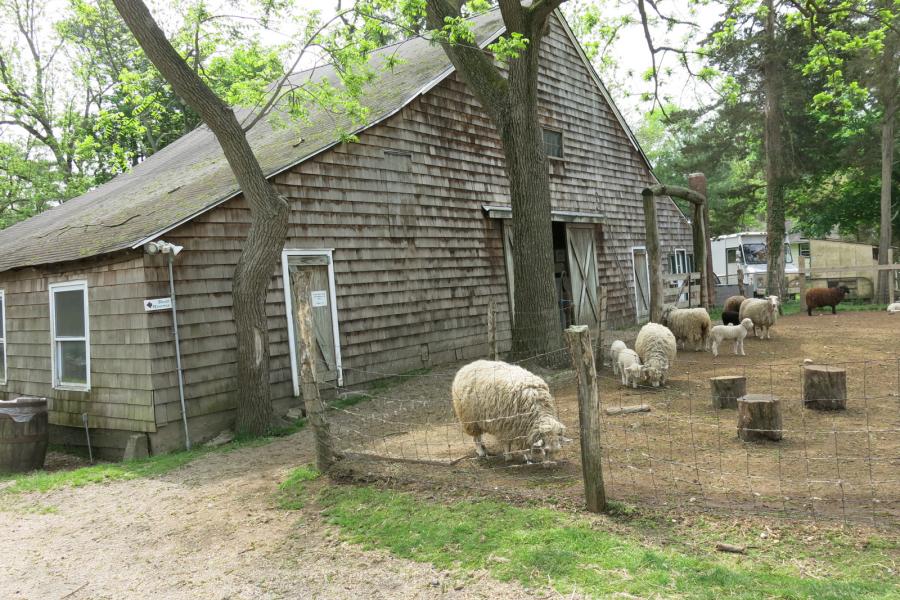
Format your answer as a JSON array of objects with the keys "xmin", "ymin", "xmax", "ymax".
[{"xmin": 0, "ymin": 9, "xmax": 651, "ymax": 273}]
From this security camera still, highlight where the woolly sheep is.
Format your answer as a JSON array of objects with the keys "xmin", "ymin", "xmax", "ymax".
[
  {"xmin": 635, "ymin": 322, "xmax": 677, "ymax": 388},
  {"xmin": 723, "ymin": 295, "xmax": 746, "ymax": 313},
  {"xmin": 888, "ymin": 302, "xmax": 900, "ymax": 314},
  {"xmin": 660, "ymin": 306, "xmax": 711, "ymax": 351},
  {"xmin": 709, "ymin": 318, "xmax": 754, "ymax": 357},
  {"xmin": 739, "ymin": 295, "xmax": 780, "ymax": 339},
  {"xmin": 617, "ymin": 348, "xmax": 642, "ymax": 388},
  {"xmin": 609, "ymin": 340, "xmax": 627, "ymax": 374},
  {"xmin": 451, "ymin": 360, "xmax": 567, "ymax": 464},
  {"xmin": 722, "ymin": 310, "xmax": 741, "ymax": 326},
  {"xmin": 805, "ymin": 285, "xmax": 850, "ymax": 316}
]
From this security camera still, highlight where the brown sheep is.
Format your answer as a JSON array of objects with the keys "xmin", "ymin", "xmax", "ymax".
[
  {"xmin": 805, "ymin": 285, "xmax": 850, "ymax": 316},
  {"xmin": 723, "ymin": 295, "xmax": 746, "ymax": 313}
]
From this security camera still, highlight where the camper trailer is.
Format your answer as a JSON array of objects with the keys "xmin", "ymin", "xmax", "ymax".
[{"xmin": 710, "ymin": 232, "xmax": 797, "ymax": 297}]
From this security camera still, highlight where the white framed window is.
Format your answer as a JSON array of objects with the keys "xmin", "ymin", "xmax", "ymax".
[
  {"xmin": 0, "ymin": 289, "xmax": 6, "ymax": 384},
  {"xmin": 49, "ymin": 281, "xmax": 90, "ymax": 391}
]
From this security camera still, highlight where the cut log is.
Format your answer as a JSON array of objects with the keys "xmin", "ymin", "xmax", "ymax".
[
  {"xmin": 710, "ymin": 376, "xmax": 747, "ymax": 409},
  {"xmin": 605, "ymin": 404, "xmax": 651, "ymax": 416},
  {"xmin": 737, "ymin": 394, "xmax": 782, "ymax": 442},
  {"xmin": 715, "ymin": 542, "xmax": 747, "ymax": 554},
  {"xmin": 803, "ymin": 365, "xmax": 847, "ymax": 410}
]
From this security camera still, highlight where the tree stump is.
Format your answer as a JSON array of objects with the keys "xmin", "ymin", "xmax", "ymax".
[
  {"xmin": 803, "ymin": 365, "xmax": 847, "ymax": 410},
  {"xmin": 737, "ymin": 394, "xmax": 782, "ymax": 442},
  {"xmin": 710, "ymin": 376, "xmax": 747, "ymax": 409}
]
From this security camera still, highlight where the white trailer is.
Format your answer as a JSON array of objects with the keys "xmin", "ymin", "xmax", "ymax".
[{"xmin": 710, "ymin": 232, "xmax": 797, "ymax": 297}]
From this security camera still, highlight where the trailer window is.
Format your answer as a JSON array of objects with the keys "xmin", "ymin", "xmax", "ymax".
[
  {"xmin": 742, "ymin": 243, "xmax": 768, "ymax": 264},
  {"xmin": 726, "ymin": 248, "xmax": 739, "ymax": 263}
]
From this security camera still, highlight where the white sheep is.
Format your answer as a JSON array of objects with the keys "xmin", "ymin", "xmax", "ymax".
[
  {"xmin": 660, "ymin": 306, "xmax": 711, "ymax": 351},
  {"xmin": 635, "ymin": 322, "xmax": 677, "ymax": 388},
  {"xmin": 451, "ymin": 360, "xmax": 567, "ymax": 464},
  {"xmin": 887, "ymin": 302, "xmax": 900, "ymax": 314},
  {"xmin": 709, "ymin": 318, "xmax": 754, "ymax": 357},
  {"xmin": 609, "ymin": 340, "xmax": 627, "ymax": 374},
  {"xmin": 616, "ymin": 348, "xmax": 642, "ymax": 388},
  {"xmin": 739, "ymin": 295, "xmax": 780, "ymax": 339}
]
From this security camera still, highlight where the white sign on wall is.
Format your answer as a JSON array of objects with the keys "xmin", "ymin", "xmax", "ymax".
[
  {"xmin": 144, "ymin": 297, "xmax": 173, "ymax": 311},
  {"xmin": 310, "ymin": 290, "xmax": 328, "ymax": 307}
]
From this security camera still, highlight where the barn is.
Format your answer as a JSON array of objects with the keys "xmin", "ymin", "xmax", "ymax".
[{"xmin": 0, "ymin": 9, "xmax": 692, "ymax": 457}]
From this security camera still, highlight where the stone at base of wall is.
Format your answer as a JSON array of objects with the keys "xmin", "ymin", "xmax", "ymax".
[{"xmin": 123, "ymin": 434, "xmax": 150, "ymax": 461}]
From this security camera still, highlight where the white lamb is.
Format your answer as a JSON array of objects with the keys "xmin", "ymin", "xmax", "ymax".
[
  {"xmin": 609, "ymin": 340, "xmax": 627, "ymax": 374},
  {"xmin": 660, "ymin": 306, "xmax": 712, "ymax": 351},
  {"xmin": 451, "ymin": 360, "xmax": 567, "ymax": 464},
  {"xmin": 739, "ymin": 295, "xmax": 780, "ymax": 339},
  {"xmin": 887, "ymin": 303, "xmax": 900, "ymax": 314},
  {"xmin": 635, "ymin": 322, "xmax": 677, "ymax": 388},
  {"xmin": 616, "ymin": 348, "xmax": 643, "ymax": 388},
  {"xmin": 709, "ymin": 318, "xmax": 754, "ymax": 357}
]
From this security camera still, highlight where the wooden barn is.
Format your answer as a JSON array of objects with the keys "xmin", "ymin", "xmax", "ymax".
[{"xmin": 0, "ymin": 9, "xmax": 692, "ymax": 456}]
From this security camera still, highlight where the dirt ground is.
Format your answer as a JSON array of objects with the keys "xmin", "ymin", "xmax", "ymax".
[{"xmin": 333, "ymin": 311, "xmax": 900, "ymax": 524}]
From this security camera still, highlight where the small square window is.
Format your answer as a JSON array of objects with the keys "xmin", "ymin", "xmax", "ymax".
[{"xmin": 542, "ymin": 128, "xmax": 563, "ymax": 159}]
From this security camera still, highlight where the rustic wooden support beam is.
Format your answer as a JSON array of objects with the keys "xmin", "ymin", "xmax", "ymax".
[
  {"xmin": 641, "ymin": 190, "xmax": 664, "ymax": 323},
  {"xmin": 642, "ymin": 184, "xmax": 706, "ymax": 206},
  {"xmin": 688, "ymin": 173, "xmax": 714, "ymax": 308}
]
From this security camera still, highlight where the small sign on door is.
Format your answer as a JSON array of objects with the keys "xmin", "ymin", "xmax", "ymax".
[
  {"xmin": 310, "ymin": 290, "xmax": 328, "ymax": 307},
  {"xmin": 144, "ymin": 297, "xmax": 172, "ymax": 311}
]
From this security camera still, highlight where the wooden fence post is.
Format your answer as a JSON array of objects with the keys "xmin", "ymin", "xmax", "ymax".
[
  {"xmin": 798, "ymin": 254, "xmax": 807, "ymax": 312},
  {"xmin": 487, "ymin": 298, "xmax": 498, "ymax": 360},
  {"xmin": 688, "ymin": 173, "xmax": 709, "ymax": 308},
  {"xmin": 737, "ymin": 268, "xmax": 745, "ymax": 297},
  {"xmin": 564, "ymin": 325, "xmax": 607, "ymax": 513},
  {"xmin": 292, "ymin": 270, "xmax": 336, "ymax": 472},
  {"xmin": 641, "ymin": 190, "xmax": 664, "ymax": 323}
]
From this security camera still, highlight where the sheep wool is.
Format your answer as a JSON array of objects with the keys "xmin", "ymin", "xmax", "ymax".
[
  {"xmin": 661, "ymin": 306, "xmax": 711, "ymax": 351},
  {"xmin": 616, "ymin": 348, "xmax": 642, "ymax": 388},
  {"xmin": 635, "ymin": 322, "xmax": 677, "ymax": 387},
  {"xmin": 709, "ymin": 318, "xmax": 754, "ymax": 357},
  {"xmin": 609, "ymin": 340, "xmax": 627, "ymax": 374},
  {"xmin": 451, "ymin": 360, "xmax": 566, "ymax": 463},
  {"xmin": 805, "ymin": 285, "xmax": 850, "ymax": 316},
  {"xmin": 723, "ymin": 295, "xmax": 746, "ymax": 313},
  {"xmin": 739, "ymin": 296, "xmax": 779, "ymax": 339},
  {"xmin": 887, "ymin": 303, "xmax": 900, "ymax": 314},
  {"xmin": 722, "ymin": 310, "xmax": 741, "ymax": 326}
]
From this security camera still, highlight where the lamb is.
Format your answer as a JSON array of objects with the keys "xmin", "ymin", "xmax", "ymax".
[
  {"xmin": 723, "ymin": 295, "xmax": 746, "ymax": 313},
  {"xmin": 888, "ymin": 302, "xmax": 900, "ymax": 314},
  {"xmin": 739, "ymin": 295, "xmax": 780, "ymax": 339},
  {"xmin": 805, "ymin": 285, "xmax": 850, "ymax": 316},
  {"xmin": 451, "ymin": 360, "xmax": 567, "ymax": 464},
  {"xmin": 722, "ymin": 310, "xmax": 741, "ymax": 326},
  {"xmin": 635, "ymin": 322, "xmax": 677, "ymax": 388},
  {"xmin": 609, "ymin": 340, "xmax": 627, "ymax": 374},
  {"xmin": 709, "ymin": 318, "xmax": 755, "ymax": 357},
  {"xmin": 660, "ymin": 305, "xmax": 711, "ymax": 351},
  {"xmin": 616, "ymin": 348, "xmax": 643, "ymax": 388}
]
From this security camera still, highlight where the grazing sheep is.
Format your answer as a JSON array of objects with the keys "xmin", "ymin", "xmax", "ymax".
[
  {"xmin": 739, "ymin": 295, "xmax": 780, "ymax": 339},
  {"xmin": 888, "ymin": 302, "xmax": 900, "ymax": 314},
  {"xmin": 722, "ymin": 310, "xmax": 741, "ymax": 326},
  {"xmin": 709, "ymin": 318, "xmax": 754, "ymax": 357},
  {"xmin": 660, "ymin": 305, "xmax": 711, "ymax": 351},
  {"xmin": 609, "ymin": 340, "xmax": 627, "ymax": 374},
  {"xmin": 451, "ymin": 360, "xmax": 566, "ymax": 464},
  {"xmin": 617, "ymin": 348, "xmax": 642, "ymax": 388},
  {"xmin": 723, "ymin": 295, "xmax": 746, "ymax": 313},
  {"xmin": 805, "ymin": 285, "xmax": 850, "ymax": 316},
  {"xmin": 635, "ymin": 322, "xmax": 677, "ymax": 388}
]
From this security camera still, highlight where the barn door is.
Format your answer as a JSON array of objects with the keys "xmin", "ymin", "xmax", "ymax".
[
  {"xmin": 286, "ymin": 254, "xmax": 339, "ymax": 386},
  {"xmin": 565, "ymin": 225, "xmax": 600, "ymax": 336},
  {"xmin": 633, "ymin": 248, "xmax": 651, "ymax": 322}
]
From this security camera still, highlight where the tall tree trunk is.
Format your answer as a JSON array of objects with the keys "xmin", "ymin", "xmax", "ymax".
[
  {"xmin": 113, "ymin": 0, "xmax": 290, "ymax": 435},
  {"xmin": 763, "ymin": 0, "xmax": 786, "ymax": 304},
  {"xmin": 876, "ymin": 11, "xmax": 898, "ymax": 303}
]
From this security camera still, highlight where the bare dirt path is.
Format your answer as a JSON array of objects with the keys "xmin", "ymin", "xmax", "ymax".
[{"xmin": 1, "ymin": 429, "xmax": 560, "ymax": 600}]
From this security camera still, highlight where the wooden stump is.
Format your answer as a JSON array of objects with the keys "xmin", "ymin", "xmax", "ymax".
[
  {"xmin": 710, "ymin": 376, "xmax": 746, "ymax": 409},
  {"xmin": 803, "ymin": 365, "xmax": 847, "ymax": 410},
  {"xmin": 737, "ymin": 394, "xmax": 782, "ymax": 442}
]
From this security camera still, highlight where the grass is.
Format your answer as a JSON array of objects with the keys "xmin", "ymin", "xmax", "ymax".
[
  {"xmin": 276, "ymin": 465, "xmax": 320, "ymax": 509},
  {"xmin": 314, "ymin": 485, "xmax": 898, "ymax": 600},
  {"xmin": 708, "ymin": 298, "xmax": 886, "ymax": 322}
]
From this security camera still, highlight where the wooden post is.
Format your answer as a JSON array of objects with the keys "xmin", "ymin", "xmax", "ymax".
[
  {"xmin": 487, "ymin": 298, "xmax": 498, "ymax": 361},
  {"xmin": 737, "ymin": 394, "xmax": 783, "ymax": 441},
  {"xmin": 710, "ymin": 375, "xmax": 746, "ymax": 409},
  {"xmin": 564, "ymin": 325, "xmax": 606, "ymax": 513},
  {"xmin": 688, "ymin": 173, "xmax": 709, "ymax": 308},
  {"xmin": 890, "ymin": 266, "xmax": 895, "ymax": 304},
  {"xmin": 803, "ymin": 365, "xmax": 847, "ymax": 410},
  {"xmin": 798, "ymin": 253, "xmax": 807, "ymax": 312},
  {"xmin": 292, "ymin": 270, "xmax": 336, "ymax": 472},
  {"xmin": 641, "ymin": 190, "xmax": 664, "ymax": 323},
  {"xmin": 737, "ymin": 268, "xmax": 745, "ymax": 297}
]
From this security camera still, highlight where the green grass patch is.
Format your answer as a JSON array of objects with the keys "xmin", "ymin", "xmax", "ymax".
[
  {"xmin": 276, "ymin": 465, "xmax": 320, "ymax": 510},
  {"xmin": 709, "ymin": 299, "xmax": 886, "ymax": 322},
  {"xmin": 319, "ymin": 486, "xmax": 898, "ymax": 599}
]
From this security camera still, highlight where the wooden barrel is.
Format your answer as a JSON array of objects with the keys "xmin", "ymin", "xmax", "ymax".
[{"xmin": 0, "ymin": 397, "xmax": 49, "ymax": 473}]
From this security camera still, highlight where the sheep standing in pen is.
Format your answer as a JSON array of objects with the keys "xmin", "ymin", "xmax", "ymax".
[
  {"xmin": 739, "ymin": 296, "xmax": 780, "ymax": 339},
  {"xmin": 660, "ymin": 305, "xmax": 711, "ymax": 351},
  {"xmin": 709, "ymin": 318, "xmax": 754, "ymax": 357},
  {"xmin": 723, "ymin": 295, "xmax": 746, "ymax": 313},
  {"xmin": 616, "ymin": 348, "xmax": 643, "ymax": 388},
  {"xmin": 805, "ymin": 285, "xmax": 850, "ymax": 316},
  {"xmin": 635, "ymin": 322, "xmax": 677, "ymax": 387},
  {"xmin": 888, "ymin": 302, "xmax": 900, "ymax": 314},
  {"xmin": 451, "ymin": 360, "xmax": 567, "ymax": 464},
  {"xmin": 609, "ymin": 340, "xmax": 627, "ymax": 374},
  {"xmin": 722, "ymin": 311, "xmax": 741, "ymax": 326}
]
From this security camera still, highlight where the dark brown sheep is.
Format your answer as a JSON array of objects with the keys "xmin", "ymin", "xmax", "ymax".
[
  {"xmin": 723, "ymin": 295, "xmax": 746, "ymax": 313},
  {"xmin": 806, "ymin": 285, "xmax": 850, "ymax": 316},
  {"xmin": 722, "ymin": 310, "xmax": 741, "ymax": 325}
]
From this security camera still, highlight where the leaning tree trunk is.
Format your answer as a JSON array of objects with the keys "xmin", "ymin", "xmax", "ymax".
[{"xmin": 113, "ymin": 0, "xmax": 290, "ymax": 435}]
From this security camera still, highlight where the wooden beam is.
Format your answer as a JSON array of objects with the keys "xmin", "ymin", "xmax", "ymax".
[
  {"xmin": 641, "ymin": 184, "xmax": 706, "ymax": 206},
  {"xmin": 641, "ymin": 189, "xmax": 664, "ymax": 323}
]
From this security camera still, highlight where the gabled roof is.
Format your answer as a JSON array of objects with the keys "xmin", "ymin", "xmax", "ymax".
[{"xmin": 0, "ymin": 9, "xmax": 654, "ymax": 273}]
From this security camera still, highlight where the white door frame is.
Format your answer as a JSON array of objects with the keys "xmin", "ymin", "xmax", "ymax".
[
  {"xmin": 631, "ymin": 246, "xmax": 651, "ymax": 323},
  {"xmin": 282, "ymin": 249, "xmax": 343, "ymax": 394}
]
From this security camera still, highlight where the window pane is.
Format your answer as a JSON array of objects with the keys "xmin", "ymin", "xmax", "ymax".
[
  {"xmin": 0, "ymin": 295, "xmax": 4, "ymax": 331},
  {"xmin": 58, "ymin": 340, "xmax": 87, "ymax": 385},
  {"xmin": 0, "ymin": 342, "xmax": 5, "ymax": 379},
  {"xmin": 542, "ymin": 129, "xmax": 563, "ymax": 158},
  {"xmin": 54, "ymin": 289, "xmax": 85, "ymax": 337}
]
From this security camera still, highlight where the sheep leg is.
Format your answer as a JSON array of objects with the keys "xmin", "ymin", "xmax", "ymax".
[
  {"xmin": 503, "ymin": 442, "xmax": 513, "ymax": 462},
  {"xmin": 807, "ymin": 306, "xmax": 813, "ymax": 316},
  {"xmin": 832, "ymin": 305, "xmax": 836, "ymax": 315},
  {"xmin": 474, "ymin": 434, "xmax": 487, "ymax": 458},
  {"xmin": 711, "ymin": 340, "xmax": 718, "ymax": 357},
  {"xmin": 620, "ymin": 369, "xmax": 626, "ymax": 386}
]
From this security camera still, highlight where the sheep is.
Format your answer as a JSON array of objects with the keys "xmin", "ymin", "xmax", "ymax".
[
  {"xmin": 660, "ymin": 305, "xmax": 711, "ymax": 351},
  {"xmin": 616, "ymin": 348, "xmax": 642, "ymax": 388},
  {"xmin": 451, "ymin": 360, "xmax": 567, "ymax": 464},
  {"xmin": 635, "ymin": 322, "xmax": 677, "ymax": 388},
  {"xmin": 723, "ymin": 295, "xmax": 746, "ymax": 313},
  {"xmin": 722, "ymin": 310, "xmax": 741, "ymax": 326},
  {"xmin": 739, "ymin": 295, "xmax": 779, "ymax": 339},
  {"xmin": 709, "ymin": 318, "xmax": 754, "ymax": 357},
  {"xmin": 609, "ymin": 340, "xmax": 627, "ymax": 374},
  {"xmin": 805, "ymin": 285, "xmax": 850, "ymax": 316},
  {"xmin": 888, "ymin": 302, "xmax": 900, "ymax": 314}
]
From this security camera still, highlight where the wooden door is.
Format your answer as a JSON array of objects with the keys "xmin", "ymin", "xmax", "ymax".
[
  {"xmin": 565, "ymin": 225, "xmax": 600, "ymax": 336},
  {"xmin": 502, "ymin": 220, "xmax": 516, "ymax": 318},
  {"xmin": 633, "ymin": 248, "xmax": 650, "ymax": 322},
  {"xmin": 287, "ymin": 255, "xmax": 338, "ymax": 384}
]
